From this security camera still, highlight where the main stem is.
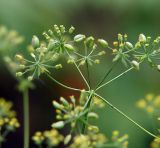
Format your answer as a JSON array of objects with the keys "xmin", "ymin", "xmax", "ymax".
[
  {"xmin": 95, "ymin": 93, "xmax": 159, "ymax": 139},
  {"xmin": 23, "ymin": 88, "xmax": 29, "ymax": 148}
]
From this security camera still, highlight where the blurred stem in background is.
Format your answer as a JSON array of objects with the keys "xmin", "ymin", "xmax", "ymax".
[
  {"xmin": 23, "ymin": 88, "xmax": 29, "ymax": 148},
  {"xmin": 18, "ymin": 79, "xmax": 34, "ymax": 148}
]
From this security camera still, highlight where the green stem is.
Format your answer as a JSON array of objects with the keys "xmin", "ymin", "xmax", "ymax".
[
  {"xmin": 96, "ymin": 61, "xmax": 118, "ymax": 89},
  {"xmin": 23, "ymin": 88, "xmax": 29, "ymax": 148},
  {"xmin": 95, "ymin": 93, "xmax": 159, "ymax": 139},
  {"xmin": 95, "ymin": 67, "xmax": 133, "ymax": 91},
  {"xmin": 45, "ymin": 72, "xmax": 82, "ymax": 92},
  {"xmin": 86, "ymin": 59, "xmax": 91, "ymax": 88}
]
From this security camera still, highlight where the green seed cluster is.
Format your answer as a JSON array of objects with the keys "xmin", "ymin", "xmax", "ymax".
[
  {"xmin": 15, "ymin": 25, "xmax": 107, "ymax": 81},
  {"xmin": 112, "ymin": 33, "xmax": 160, "ymax": 70}
]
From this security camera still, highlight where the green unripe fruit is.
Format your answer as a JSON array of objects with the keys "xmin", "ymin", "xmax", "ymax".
[
  {"xmin": 64, "ymin": 44, "xmax": 74, "ymax": 51},
  {"xmin": 32, "ymin": 35, "xmax": 39, "ymax": 48},
  {"xmin": 74, "ymin": 34, "xmax": 85, "ymax": 42},
  {"xmin": 97, "ymin": 39, "xmax": 108, "ymax": 48}
]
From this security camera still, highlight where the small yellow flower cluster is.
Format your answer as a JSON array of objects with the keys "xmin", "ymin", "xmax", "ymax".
[
  {"xmin": 92, "ymin": 96, "xmax": 106, "ymax": 108},
  {"xmin": 111, "ymin": 130, "xmax": 129, "ymax": 148},
  {"xmin": 0, "ymin": 98, "xmax": 16, "ymax": 118},
  {"xmin": 151, "ymin": 137, "xmax": 160, "ymax": 148},
  {"xmin": 136, "ymin": 94, "xmax": 160, "ymax": 114},
  {"xmin": 32, "ymin": 128, "xmax": 63, "ymax": 147},
  {"xmin": 0, "ymin": 98, "xmax": 20, "ymax": 143},
  {"xmin": 0, "ymin": 98, "xmax": 20, "ymax": 131},
  {"xmin": 69, "ymin": 132, "xmax": 107, "ymax": 148}
]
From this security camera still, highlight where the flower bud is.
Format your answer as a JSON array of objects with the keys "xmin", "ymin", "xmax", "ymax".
[
  {"xmin": 28, "ymin": 76, "xmax": 33, "ymax": 81},
  {"xmin": 52, "ymin": 101, "xmax": 63, "ymax": 109},
  {"xmin": 30, "ymin": 53, "xmax": 36, "ymax": 59},
  {"xmin": 147, "ymin": 36, "xmax": 151, "ymax": 42},
  {"xmin": 88, "ymin": 125, "xmax": 99, "ymax": 133},
  {"xmin": 113, "ymin": 41, "xmax": 118, "ymax": 47},
  {"xmin": 125, "ymin": 42, "xmax": 133, "ymax": 49},
  {"xmin": 135, "ymin": 42, "xmax": 141, "ymax": 48},
  {"xmin": 94, "ymin": 59, "xmax": 100, "ymax": 64},
  {"xmin": 32, "ymin": 35, "xmax": 39, "ymax": 48},
  {"xmin": 118, "ymin": 34, "xmax": 123, "ymax": 42},
  {"xmin": 15, "ymin": 54, "xmax": 23, "ymax": 61},
  {"xmin": 48, "ymin": 29, "xmax": 53, "ymax": 36},
  {"xmin": 70, "ymin": 95, "xmax": 76, "ymax": 104},
  {"xmin": 157, "ymin": 65, "xmax": 160, "ymax": 71},
  {"xmin": 145, "ymin": 43, "xmax": 149, "ymax": 47},
  {"xmin": 98, "ymin": 51, "xmax": 106, "ymax": 56},
  {"xmin": 69, "ymin": 26, "xmax": 75, "ymax": 34},
  {"xmin": 97, "ymin": 39, "xmax": 108, "ymax": 48},
  {"xmin": 67, "ymin": 58, "xmax": 74, "ymax": 64},
  {"xmin": 139, "ymin": 34, "xmax": 146, "ymax": 43},
  {"xmin": 124, "ymin": 34, "xmax": 128, "ymax": 40},
  {"xmin": 131, "ymin": 60, "xmax": 139, "ymax": 70},
  {"xmin": 64, "ymin": 134, "xmax": 72, "ymax": 145},
  {"xmin": 60, "ymin": 97, "xmax": 69, "ymax": 106},
  {"xmin": 153, "ymin": 39, "xmax": 158, "ymax": 45},
  {"xmin": 85, "ymin": 36, "xmax": 94, "ymax": 48},
  {"xmin": 19, "ymin": 64, "xmax": 25, "ymax": 69},
  {"xmin": 60, "ymin": 25, "xmax": 66, "ymax": 33},
  {"xmin": 52, "ymin": 121, "xmax": 64, "ymax": 129},
  {"xmin": 42, "ymin": 32, "xmax": 50, "ymax": 40},
  {"xmin": 88, "ymin": 112, "xmax": 99, "ymax": 119},
  {"xmin": 64, "ymin": 44, "xmax": 74, "ymax": 51},
  {"xmin": 55, "ymin": 64, "xmax": 62, "ymax": 69},
  {"xmin": 79, "ymin": 60, "xmax": 85, "ymax": 66},
  {"xmin": 74, "ymin": 34, "xmax": 86, "ymax": 42},
  {"xmin": 16, "ymin": 72, "xmax": 23, "ymax": 77}
]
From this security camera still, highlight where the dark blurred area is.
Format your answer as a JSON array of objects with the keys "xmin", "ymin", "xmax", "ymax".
[{"xmin": 0, "ymin": 0, "xmax": 160, "ymax": 147}]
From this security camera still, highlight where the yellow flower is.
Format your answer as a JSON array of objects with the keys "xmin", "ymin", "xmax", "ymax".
[
  {"xmin": 136, "ymin": 99, "xmax": 146, "ymax": 109},
  {"xmin": 136, "ymin": 94, "xmax": 160, "ymax": 114}
]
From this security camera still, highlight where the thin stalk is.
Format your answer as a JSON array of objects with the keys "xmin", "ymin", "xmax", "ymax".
[
  {"xmin": 65, "ymin": 50, "xmax": 90, "ymax": 90},
  {"xmin": 23, "ymin": 88, "xmax": 29, "ymax": 148},
  {"xmin": 96, "ymin": 61, "xmax": 118, "ymax": 89},
  {"xmin": 95, "ymin": 93, "xmax": 159, "ymax": 139},
  {"xmin": 86, "ymin": 59, "xmax": 91, "ymax": 88},
  {"xmin": 95, "ymin": 67, "xmax": 133, "ymax": 91},
  {"xmin": 45, "ymin": 72, "xmax": 82, "ymax": 92}
]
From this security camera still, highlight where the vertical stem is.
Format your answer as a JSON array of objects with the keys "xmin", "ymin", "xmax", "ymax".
[{"xmin": 23, "ymin": 88, "xmax": 29, "ymax": 148}]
